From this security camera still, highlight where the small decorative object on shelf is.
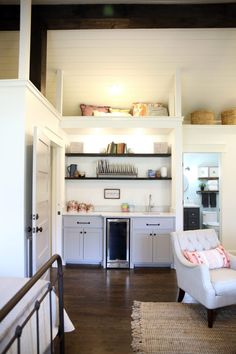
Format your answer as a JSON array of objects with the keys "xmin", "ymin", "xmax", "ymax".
[
  {"xmin": 67, "ymin": 164, "xmax": 78, "ymax": 177},
  {"xmin": 147, "ymin": 169, "xmax": 156, "ymax": 178},
  {"xmin": 96, "ymin": 160, "xmax": 138, "ymax": 178},
  {"xmin": 66, "ymin": 200, "xmax": 94, "ymax": 212},
  {"xmin": 160, "ymin": 166, "xmax": 168, "ymax": 178},
  {"xmin": 199, "ymin": 182, "xmax": 206, "ymax": 191},
  {"xmin": 121, "ymin": 203, "xmax": 129, "ymax": 212}
]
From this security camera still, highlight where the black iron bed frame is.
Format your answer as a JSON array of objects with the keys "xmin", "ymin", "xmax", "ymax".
[{"xmin": 0, "ymin": 254, "xmax": 65, "ymax": 354}]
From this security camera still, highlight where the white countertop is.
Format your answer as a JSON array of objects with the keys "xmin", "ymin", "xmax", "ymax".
[
  {"xmin": 62, "ymin": 211, "xmax": 175, "ymax": 218},
  {"xmin": 184, "ymin": 204, "xmax": 200, "ymax": 208}
]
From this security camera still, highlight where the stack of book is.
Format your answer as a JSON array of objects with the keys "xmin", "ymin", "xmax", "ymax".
[{"xmin": 106, "ymin": 142, "xmax": 128, "ymax": 154}]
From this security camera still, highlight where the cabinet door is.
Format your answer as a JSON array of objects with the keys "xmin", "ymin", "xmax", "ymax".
[
  {"xmin": 63, "ymin": 228, "xmax": 83, "ymax": 263},
  {"xmin": 184, "ymin": 208, "xmax": 200, "ymax": 230},
  {"xmin": 132, "ymin": 230, "xmax": 152, "ymax": 263},
  {"xmin": 83, "ymin": 228, "xmax": 102, "ymax": 262},
  {"xmin": 153, "ymin": 233, "xmax": 172, "ymax": 264}
]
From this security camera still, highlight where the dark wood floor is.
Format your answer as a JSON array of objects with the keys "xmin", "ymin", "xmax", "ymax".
[{"xmin": 63, "ymin": 266, "xmax": 178, "ymax": 354}]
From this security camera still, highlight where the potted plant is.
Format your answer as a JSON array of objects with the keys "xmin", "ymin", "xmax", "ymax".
[{"xmin": 199, "ymin": 182, "xmax": 206, "ymax": 191}]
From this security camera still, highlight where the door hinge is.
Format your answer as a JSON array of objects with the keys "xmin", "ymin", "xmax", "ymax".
[{"xmin": 32, "ymin": 214, "xmax": 39, "ymax": 220}]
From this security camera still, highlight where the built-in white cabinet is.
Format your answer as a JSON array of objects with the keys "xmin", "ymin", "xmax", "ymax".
[
  {"xmin": 63, "ymin": 216, "xmax": 103, "ymax": 264},
  {"xmin": 131, "ymin": 217, "xmax": 175, "ymax": 267},
  {"xmin": 63, "ymin": 214, "xmax": 175, "ymax": 267}
]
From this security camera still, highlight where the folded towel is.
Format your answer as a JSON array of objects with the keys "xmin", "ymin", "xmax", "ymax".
[
  {"xmin": 209, "ymin": 193, "xmax": 217, "ymax": 208},
  {"xmin": 201, "ymin": 193, "xmax": 209, "ymax": 208}
]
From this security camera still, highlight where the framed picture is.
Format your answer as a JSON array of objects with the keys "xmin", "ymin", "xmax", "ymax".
[
  {"xmin": 198, "ymin": 167, "xmax": 208, "ymax": 178},
  {"xmin": 209, "ymin": 167, "xmax": 219, "ymax": 178},
  {"xmin": 104, "ymin": 189, "xmax": 120, "ymax": 199}
]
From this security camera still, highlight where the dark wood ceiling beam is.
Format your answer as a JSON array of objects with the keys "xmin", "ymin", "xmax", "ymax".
[
  {"xmin": 30, "ymin": 17, "xmax": 47, "ymax": 94},
  {"xmin": 1, "ymin": 4, "xmax": 236, "ymax": 30},
  {"xmin": 0, "ymin": 5, "xmax": 20, "ymax": 30},
  {"xmin": 29, "ymin": 4, "xmax": 236, "ymax": 29}
]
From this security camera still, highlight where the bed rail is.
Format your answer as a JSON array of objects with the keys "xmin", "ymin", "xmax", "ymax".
[{"xmin": 0, "ymin": 254, "xmax": 65, "ymax": 354}]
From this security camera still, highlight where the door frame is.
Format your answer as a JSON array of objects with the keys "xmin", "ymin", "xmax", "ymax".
[
  {"xmin": 51, "ymin": 141, "xmax": 65, "ymax": 260},
  {"xmin": 182, "ymin": 146, "xmax": 224, "ymax": 240},
  {"xmin": 27, "ymin": 127, "xmax": 65, "ymax": 276}
]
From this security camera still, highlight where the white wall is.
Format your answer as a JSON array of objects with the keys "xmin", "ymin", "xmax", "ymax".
[
  {"xmin": 0, "ymin": 83, "xmax": 25, "ymax": 276},
  {"xmin": 0, "ymin": 80, "xmax": 65, "ymax": 277},
  {"xmin": 0, "ymin": 31, "xmax": 19, "ymax": 79},
  {"xmin": 183, "ymin": 125, "xmax": 236, "ymax": 254}
]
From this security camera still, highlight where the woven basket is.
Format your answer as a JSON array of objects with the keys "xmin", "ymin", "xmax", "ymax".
[
  {"xmin": 190, "ymin": 110, "xmax": 215, "ymax": 125},
  {"xmin": 221, "ymin": 109, "xmax": 236, "ymax": 125}
]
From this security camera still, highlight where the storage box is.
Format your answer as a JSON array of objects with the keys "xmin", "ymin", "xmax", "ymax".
[
  {"xmin": 221, "ymin": 109, "xmax": 236, "ymax": 125},
  {"xmin": 191, "ymin": 110, "xmax": 215, "ymax": 125},
  {"xmin": 209, "ymin": 167, "xmax": 219, "ymax": 178},
  {"xmin": 198, "ymin": 167, "xmax": 208, "ymax": 178},
  {"xmin": 207, "ymin": 180, "xmax": 218, "ymax": 191},
  {"xmin": 154, "ymin": 142, "xmax": 169, "ymax": 154},
  {"xmin": 69, "ymin": 142, "xmax": 84, "ymax": 153}
]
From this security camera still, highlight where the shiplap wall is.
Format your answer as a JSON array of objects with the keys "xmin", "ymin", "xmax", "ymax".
[
  {"xmin": 1, "ymin": 29, "xmax": 236, "ymax": 119},
  {"xmin": 0, "ymin": 31, "xmax": 19, "ymax": 79},
  {"xmin": 46, "ymin": 29, "xmax": 236, "ymax": 119}
]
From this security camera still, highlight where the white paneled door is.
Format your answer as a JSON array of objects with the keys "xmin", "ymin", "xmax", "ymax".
[{"xmin": 32, "ymin": 128, "xmax": 51, "ymax": 275}]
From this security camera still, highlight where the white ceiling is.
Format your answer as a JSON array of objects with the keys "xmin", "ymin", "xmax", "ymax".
[{"xmin": 0, "ymin": 0, "xmax": 235, "ymax": 4}]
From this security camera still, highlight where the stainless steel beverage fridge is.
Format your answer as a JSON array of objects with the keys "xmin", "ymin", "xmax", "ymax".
[{"xmin": 106, "ymin": 218, "xmax": 130, "ymax": 268}]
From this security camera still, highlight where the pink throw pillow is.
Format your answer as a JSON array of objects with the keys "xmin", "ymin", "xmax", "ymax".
[
  {"xmin": 183, "ymin": 245, "xmax": 230, "ymax": 269},
  {"xmin": 80, "ymin": 104, "xmax": 110, "ymax": 116}
]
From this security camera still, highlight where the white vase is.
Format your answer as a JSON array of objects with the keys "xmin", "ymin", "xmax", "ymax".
[{"xmin": 160, "ymin": 166, "xmax": 168, "ymax": 178}]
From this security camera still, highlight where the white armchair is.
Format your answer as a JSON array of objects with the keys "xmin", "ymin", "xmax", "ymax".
[{"xmin": 171, "ymin": 228, "xmax": 236, "ymax": 327}]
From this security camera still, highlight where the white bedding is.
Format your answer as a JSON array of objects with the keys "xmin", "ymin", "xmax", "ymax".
[{"xmin": 0, "ymin": 277, "xmax": 74, "ymax": 354}]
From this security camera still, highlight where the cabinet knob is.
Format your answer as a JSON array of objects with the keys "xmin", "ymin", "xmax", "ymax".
[
  {"xmin": 153, "ymin": 233, "xmax": 157, "ymax": 236},
  {"xmin": 36, "ymin": 226, "xmax": 43, "ymax": 233},
  {"xmin": 150, "ymin": 233, "xmax": 153, "ymax": 236},
  {"xmin": 80, "ymin": 231, "xmax": 83, "ymax": 234},
  {"xmin": 84, "ymin": 231, "xmax": 87, "ymax": 234}
]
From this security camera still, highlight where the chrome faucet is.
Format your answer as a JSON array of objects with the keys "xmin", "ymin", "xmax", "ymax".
[{"xmin": 147, "ymin": 194, "xmax": 154, "ymax": 212}]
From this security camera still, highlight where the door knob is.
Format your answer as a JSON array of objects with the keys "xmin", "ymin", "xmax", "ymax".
[{"xmin": 36, "ymin": 226, "xmax": 43, "ymax": 233}]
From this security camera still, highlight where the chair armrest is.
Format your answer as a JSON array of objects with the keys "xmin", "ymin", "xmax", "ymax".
[
  {"xmin": 173, "ymin": 246, "xmax": 215, "ymax": 298},
  {"xmin": 229, "ymin": 253, "xmax": 236, "ymax": 270}
]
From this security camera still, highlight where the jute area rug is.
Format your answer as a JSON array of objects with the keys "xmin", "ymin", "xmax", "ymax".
[{"xmin": 131, "ymin": 301, "xmax": 236, "ymax": 354}]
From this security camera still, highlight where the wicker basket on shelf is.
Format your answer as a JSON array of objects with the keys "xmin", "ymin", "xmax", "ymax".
[
  {"xmin": 221, "ymin": 109, "xmax": 236, "ymax": 125},
  {"xmin": 190, "ymin": 110, "xmax": 215, "ymax": 125}
]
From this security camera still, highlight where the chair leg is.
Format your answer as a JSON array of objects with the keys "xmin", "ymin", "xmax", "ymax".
[
  {"xmin": 207, "ymin": 309, "xmax": 214, "ymax": 328},
  {"xmin": 177, "ymin": 288, "xmax": 185, "ymax": 302}
]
